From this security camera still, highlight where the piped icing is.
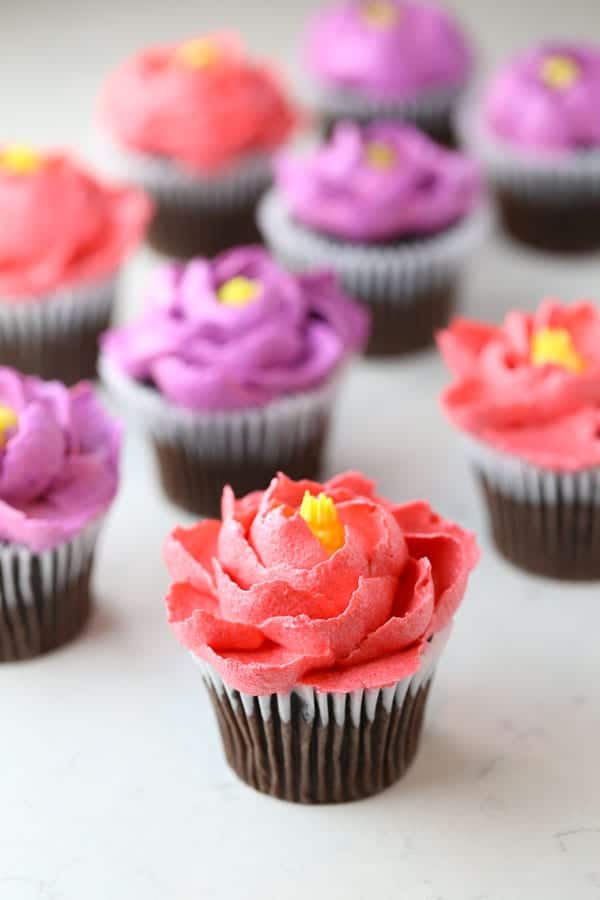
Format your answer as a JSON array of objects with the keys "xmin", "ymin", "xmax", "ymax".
[
  {"xmin": 101, "ymin": 246, "xmax": 369, "ymax": 412},
  {"xmin": 275, "ymin": 121, "xmax": 482, "ymax": 241},
  {"xmin": 483, "ymin": 42, "xmax": 600, "ymax": 153},
  {"xmin": 304, "ymin": 0, "xmax": 472, "ymax": 101},
  {"xmin": 0, "ymin": 148, "xmax": 151, "ymax": 299},
  {"xmin": 164, "ymin": 471, "xmax": 478, "ymax": 694},
  {"xmin": 0, "ymin": 368, "xmax": 121, "ymax": 551},
  {"xmin": 438, "ymin": 299, "xmax": 600, "ymax": 470},
  {"xmin": 100, "ymin": 32, "xmax": 299, "ymax": 172}
]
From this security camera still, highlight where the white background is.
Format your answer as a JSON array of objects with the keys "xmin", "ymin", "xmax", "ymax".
[{"xmin": 2, "ymin": 2, "xmax": 600, "ymax": 898}]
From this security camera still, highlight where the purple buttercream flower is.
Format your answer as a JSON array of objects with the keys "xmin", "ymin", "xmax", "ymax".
[
  {"xmin": 0, "ymin": 369, "xmax": 121, "ymax": 552},
  {"xmin": 275, "ymin": 121, "xmax": 482, "ymax": 242},
  {"xmin": 483, "ymin": 42, "xmax": 600, "ymax": 153},
  {"xmin": 101, "ymin": 246, "xmax": 369, "ymax": 412},
  {"xmin": 305, "ymin": 0, "xmax": 472, "ymax": 100}
]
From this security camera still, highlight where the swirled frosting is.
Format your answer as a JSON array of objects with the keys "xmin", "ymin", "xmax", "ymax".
[
  {"xmin": 275, "ymin": 122, "xmax": 482, "ymax": 241},
  {"xmin": 165, "ymin": 471, "xmax": 478, "ymax": 694},
  {"xmin": 101, "ymin": 246, "xmax": 369, "ymax": 411},
  {"xmin": 305, "ymin": 0, "xmax": 472, "ymax": 100},
  {"xmin": 0, "ymin": 368, "xmax": 121, "ymax": 551},
  {"xmin": 100, "ymin": 32, "xmax": 298, "ymax": 172},
  {"xmin": 438, "ymin": 299, "xmax": 600, "ymax": 470},
  {"xmin": 0, "ymin": 146, "xmax": 151, "ymax": 300},
  {"xmin": 483, "ymin": 43, "xmax": 600, "ymax": 153}
]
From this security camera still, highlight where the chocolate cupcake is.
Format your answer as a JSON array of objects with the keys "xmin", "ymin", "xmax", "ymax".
[
  {"xmin": 461, "ymin": 42, "xmax": 600, "ymax": 253},
  {"xmin": 100, "ymin": 247, "xmax": 368, "ymax": 517},
  {"xmin": 0, "ymin": 368, "xmax": 121, "ymax": 661},
  {"xmin": 303, "ymin": 0, "xmax": 473, "ymax": 145},
  {"xmin": 0, "ymin": 145, "xmax": 150, "ymax": 385},
  {"xmin": 438, "ymin": 299, "xmax": 600, "ymax": 580},
  {"xmin": 98, "ymin": 33, "xmax": 299, "ymax": 259},
  {"xmin": 259, "ymin": 121, "xmax": 487, "ymax": 356},
  {"xmin": 164, "ymin": 471, "xmax": 478, "ymax": 803}
]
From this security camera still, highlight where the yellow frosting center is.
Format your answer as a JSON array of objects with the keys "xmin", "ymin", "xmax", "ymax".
[
  {"xmin": 217, "ymin": 276, "xmax": 260, "ymax": 307},
  {"xmin": 531, "ymin": 327, "xmax": 585, "ymax": 373},
  {"xmin": 361, "ymin": 0, "xmax": 400, "ymax": 28},
  {"xmin": 0, "ymin": 144, "xmax": 43, "ymax": 176},
  {"xmin": 365, "ymin": 141, "xmax": 397, "ymax": 170},
  {"xmin": 0, "ymin": 405, "xmax": 18, "ymax": 445},
  {"xmin": 299, "ymin": 491, "xmax": 345, "ymax": 554},
  {"xmin": 175, "ymin": 38, "xmax": 219, "ymax": 69},
  {"xmin": 541, "ymin": 55, "xmax": 580, "ymax": 90}
]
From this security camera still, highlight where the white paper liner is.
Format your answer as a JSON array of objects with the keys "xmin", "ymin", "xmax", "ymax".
[
  {"xmin": 195, "ymin": 624, "xmax": 451, "ymax": 726},
  {"xmin": 94, "ymin": 133, "xmax": 274, "ymax": 212},
  {"xmin": 460, "ymin": 433, "xmax": 600, "ymax": 505},
  {"xmin": 99, "ymin": 353, "xmax": 341, "ymax": 462},
  {"xmin": 258, "ymin": 189, "xmax": 490, "ymax": 302}
]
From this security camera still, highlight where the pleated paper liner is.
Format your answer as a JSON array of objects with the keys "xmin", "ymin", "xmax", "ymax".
[
  {"xmin": 0, "ymin": 518, "xmax": 103, "ymax": 662},
  {"xmin": 196, "ymin": 627, "xmax": 450, "ymax": 804},
  {"xmin": 462, "ymin": 434, "xmax": 600, "ymax": 580},
  {"xmin": 0, "ymin": 276, "xmax": 115, "ymax": 386},
  {"xmin": 258, "ymin": 190, "xmax": 489, "ymax": 356},
  {"xmin": 99, "ymin": 355, "xmax": 340, "ymax": 518},
  {"xmin": 95, "ymin": 135, "xmax": 272, "ymax": 259}
]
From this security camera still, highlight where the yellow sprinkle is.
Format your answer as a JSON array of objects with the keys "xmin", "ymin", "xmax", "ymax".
[
  {"xmin": 541, "ymin": 55, "xmax": 580, "ymax": 90},
  {"xmin": 0, "ymin": 406, "xmax": 18, "ymax": 446},
  {"xmin": 175, "ymin": 38, "xmax": 219, "ymax": 69},
  {"xmin": 531, "ymin": 327, "xmax": 585, "ymax": 373},
  {"xmin": 217, "ymin": 276, "xmax": 260, "ymax": 307},
  {"xmin": 0, "ymin": 144, "xmax": 43, "ymax": 176},
  {"xmin": 365, "ymin": 141, "xmax": 397, "ymax": 170},
  {"xmin": 361, "ymin": 0, "xmax": 400, "ymax": 28},
  {"xmin": 299, "ymin": 491, "xmax": 345, "ymax": 554}
]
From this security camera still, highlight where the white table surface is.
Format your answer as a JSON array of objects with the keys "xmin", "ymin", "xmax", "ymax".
[{"xmin": 3, "ymin": 2, "xmax": 600, "ymax": 898}]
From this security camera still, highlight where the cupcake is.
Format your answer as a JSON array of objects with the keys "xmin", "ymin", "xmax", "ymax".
[
  {"xmin": 0, "ymin": 368, "xmax": 121, "ymax": 661},
  {"xmin": 100, "ymin": 246, "xmax": 368, "ymax": 517},
  {"xmin": 303, "ymin": 0, "xmax": 473, "ymax": 145},
  {"xmin": 259, "ymin": 121, "xmax": 486, "ymax": 356},
  {"xmin": 438, "ymin": 299, "xmax": 600, "ymax": 580},
  {"xmin": 98, "ymin": 32, "xmax": 299, "ymax": 259},
  {"xmin": 164, "ymin": 471, "xmax": 478, "ymax": 803},
  {"xmin": 0, "ymin": 144, "xmax": 151, "ymax": 385},
  {"xmin": 461, "ymin": 42, "xmax": 600, "ymax": 253}
]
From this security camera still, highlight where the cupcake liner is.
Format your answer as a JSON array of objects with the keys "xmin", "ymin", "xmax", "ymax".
[
  {"xmin": 95, "ymin": 135, "xmax": 272, "ymax": 259},
  {"xmin": 462, "ymin": 434, "xmax": 600, "ymax": 579},
  {"xmin": 0, "ymin": 518, "xmax": 104, "ymax": 662},
  {"xmin": 258, "ymin": 190, "xmax": 490, "ymax": 355},
  {"xmin": 196, "ymin": 625, "xmax": 450, "ymax": 804},
  {"xmin": 99, "ymin": 355, "xmax": 340, "ymax": 517},
  {"xmin": 0, "ymin": 276, "xmax": 116, "ymax": 385}
]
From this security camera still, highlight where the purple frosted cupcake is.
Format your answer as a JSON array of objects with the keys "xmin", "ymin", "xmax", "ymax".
[
  {"xmin": 462, "ymin": 42, "xmax": 600, "ymax": 252},
  {"xmin": 0, "ymin": 369, "xmax": 121, "ymax": 662},
  {"xmin": 304, "ymin": 0, "xmax": 473, "ymax": 144},
  {"xmin": 99, "ymin": 246, "xmax": 368, "ymax": 516},
  {"xmin": 259, "ymin": 121, "xmax": 487, "ymax": 355}
]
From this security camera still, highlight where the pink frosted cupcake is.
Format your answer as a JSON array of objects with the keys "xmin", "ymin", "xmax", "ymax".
[
  {"xmin": 461, "ymin": 42, "xmax": 600, "ymax": 252},
  {"xmin": 0, "ymin": 144, "xmax": 151, "ymax": 384},
  {"xmin": 98, "ymin": 32, "xmax": 299, "ymax": 259},
  {"xmin": 304, "ymin": 0, "xmax": 473, "ymax": 144},
  {"xmin": 439, "ymin": 299, "xmax": 600, "ymax": 579},
  {"xmin": 0, "ymin": 368, "xmax": 121, "ymax": 661},
  {"xmin": 164, "ymin": 471, "xmax": 478, "ymax": 803},
  {"xmin": 259, "ymin": 121, "xmax": 486, "ymax": 355}
]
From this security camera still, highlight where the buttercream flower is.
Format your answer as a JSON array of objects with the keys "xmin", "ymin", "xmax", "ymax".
[
  {"xmin": 165, "ymin": 471, "xmax": 478, "ymax": 694},
  {"xmin": 438, "ymin": 299, "xmax": 600, "ymax": 470},
  {"xmin": 0, "ymin": 367, "xmax": 121, "ymax": 551},
  {"xmin": 100, "ymin": 32, "xmax": 298, "ymax": 172},
  {"xmin": 276, "ymin": 121, "xmax": 482, "ymax": 241},
  {"xmin": 101, "ymin": 245, "xmax": 369, "ymax": 411},
  {"xmin": 0, "ymin": 146, "xmax": 151, "ymax": 298}
]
